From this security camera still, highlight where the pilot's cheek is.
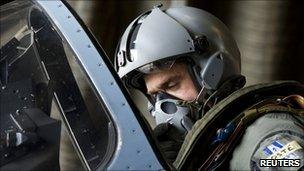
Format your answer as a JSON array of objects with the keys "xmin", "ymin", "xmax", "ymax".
[{"xmin": 176, "ymin": 82, "xmax": 198, "ymax": 101}]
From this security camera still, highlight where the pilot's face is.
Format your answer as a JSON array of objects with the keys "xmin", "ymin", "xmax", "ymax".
[{"xmin": 144, "ymin": 62, "xmax": 198, "ymax": 101}]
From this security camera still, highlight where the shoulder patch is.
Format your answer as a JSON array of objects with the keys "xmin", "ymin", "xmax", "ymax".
[
  {"xmin": 251, "ymin": 133, "xmax": 304, "ymax": 170},
  {"xmin": 263, "ymin": 140, "xmax": 284, "ymax": 156},
  {"xmin": 267, "ymin": 141, "xmax": 302, "ymax": 159}
]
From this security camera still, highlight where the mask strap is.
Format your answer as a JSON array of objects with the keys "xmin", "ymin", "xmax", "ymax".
[{"xmin": 201, "ymin": 75, "xmax": 246, "ymax": 117}]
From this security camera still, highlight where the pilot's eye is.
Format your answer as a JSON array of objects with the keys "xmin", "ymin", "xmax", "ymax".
[{"xmin": 167, "ymin": 81, "xmax": 178, "ymax": 89}]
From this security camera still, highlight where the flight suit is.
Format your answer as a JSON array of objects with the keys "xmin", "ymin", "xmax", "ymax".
[{"xmin": 173, "ymin": 81, "xmax": 304, "ymax": 170}]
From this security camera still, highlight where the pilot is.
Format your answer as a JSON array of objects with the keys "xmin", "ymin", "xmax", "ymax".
[{"xmin": 114, "ymin": 6, "xmax": 304, "ymax": 170}]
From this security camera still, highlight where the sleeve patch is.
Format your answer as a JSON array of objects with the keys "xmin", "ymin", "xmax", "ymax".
[
  {"xmin": 267, "ymin": 141, "xmax": 302, "ymax": 159},
  {"xmin": 263, "ymin": 140, "xmax": 284, "ymax": 156}
]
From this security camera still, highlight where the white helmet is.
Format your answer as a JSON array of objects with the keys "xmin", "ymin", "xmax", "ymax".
[{"xmin": 115, "ymin": 6, "xmax": 243, "ymax": 94}]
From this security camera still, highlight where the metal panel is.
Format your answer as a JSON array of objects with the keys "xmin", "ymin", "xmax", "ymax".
[{"xmin": 35, "ymin": 0, "xmax": 163, "ymax": 170}]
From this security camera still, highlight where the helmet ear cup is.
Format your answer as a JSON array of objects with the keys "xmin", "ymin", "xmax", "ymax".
[{"xmin": 200, "ymin": 52, "xmax": 224, "ymax": 90}]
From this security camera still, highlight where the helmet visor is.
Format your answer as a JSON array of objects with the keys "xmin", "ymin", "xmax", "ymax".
[{"xmin": 136, "ymin": 59, "xmax": 176, "ymax": 74}]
